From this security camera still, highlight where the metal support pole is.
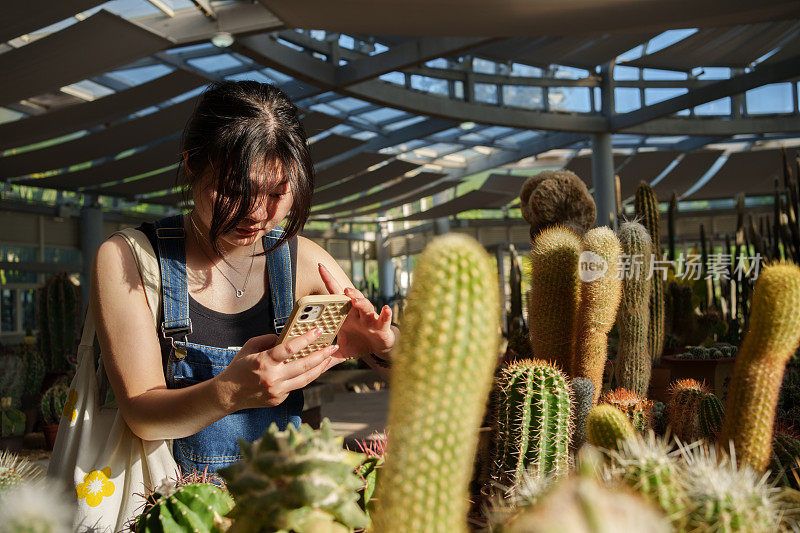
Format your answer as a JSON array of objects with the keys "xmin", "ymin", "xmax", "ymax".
[
  {"xmin": 375, "ymin": 222, "xmax": 395, "ymax": 306},
  {"xmin": 79, "ymin": 195, "xmax": 103, "ymax": 316},
  {"xmin": 592, "ymin": 132, "xmax": 617, "ymax": 229},
  {"xmin": 432, "ymin": 190, "xmax": 451, "ymax": 235},
  {"xmin": 496, "ymin": 246, "xmax": 508, "ymax": 335}
]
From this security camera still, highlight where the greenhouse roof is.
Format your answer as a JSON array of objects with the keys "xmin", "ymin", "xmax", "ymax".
[{"xmin": 0, "ymin": 0, "xmax": 798, "ymax": 222}]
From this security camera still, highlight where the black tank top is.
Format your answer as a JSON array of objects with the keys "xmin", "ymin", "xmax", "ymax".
[{"xmin": 137, "ymin": 222, "xmax": 298, "ymax": 362}]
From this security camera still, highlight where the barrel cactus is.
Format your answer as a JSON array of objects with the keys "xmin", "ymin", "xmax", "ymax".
[
  {"xmin": 614, "ymin": 222, "xmax": 653, "ymax": 397},
  {"xmin": 586, "ymin": 404, "xmax": 636, "ymax": 452},
  {"xmin": 37, "ymin": 272, "xmax": 81, "ymax": 373},
  {"xmin": 493, "ymin": 360, "xmax": 572, "ymax": 487},
  {"xmin": 634, "ymin": 182, "xmax": 665, "ymax": 364},
  {"xmin": 570, "ymin": 377, "xmax": 594, "ymax": 452},
  {"xmin": 720, "ymin": 262, "xmax": 800, "ymax": 472},
  {"xmin": 133, "ymin": 482, "xmax": 234, "ymax": 533},
  {"xmin": 573, "ymin": 227, "xmax": 623, "ymax": 403},
  {"xmin": 0, "ymin": 450, "xmax": 41, "ymax": 492},
  {"xmin": 371, "ymin": 233, "xmax": 501, "ymax": 533},
  {"xmin": 219, "ymin": 419, "xmax": 367, "ymax": 533},
  {"xmin": 698, "ymin": 392, "xmax": 725, "ymax": 442},
  {"xmin": 527, "ymin": 225, "xmax": 582, "ymax": 374},
  {"xmin": 601, "ymin": 388, "xmax": 653, "ymax": 434},
  {"xmin": 40, "ymin": 384, "xmax": 69, "ymax": 426},
  {"xmin": 667, "ymin": 379, "xmax": 709, "ymax": 443}
]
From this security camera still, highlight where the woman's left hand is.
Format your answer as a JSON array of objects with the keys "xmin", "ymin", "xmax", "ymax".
[{"xmin": 318, "ymin": 263, "xmax": 396, "ymax": 359}]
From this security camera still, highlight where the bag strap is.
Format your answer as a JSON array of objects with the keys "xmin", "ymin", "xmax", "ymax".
[{"xmin": 112, "ymin": 227, "xmax": 163, "ymax": 328}]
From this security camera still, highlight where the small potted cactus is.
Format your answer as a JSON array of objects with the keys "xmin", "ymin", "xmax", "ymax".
[
  {"xmin": 40, "ymin": 384, "xmax": 69, "ymax": 450},
  {"xmin": 660, "ymin": 343, "xmax": 737, "ymax": 400}
]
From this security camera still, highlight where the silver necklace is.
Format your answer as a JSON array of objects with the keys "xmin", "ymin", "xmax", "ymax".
[{"xmin": 189, "ymin": 213, "xmax": 256, "ymax": 298}]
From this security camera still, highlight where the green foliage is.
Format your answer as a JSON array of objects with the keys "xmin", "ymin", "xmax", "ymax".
[
  {"xmin": 219, "ymin": 419, "xmax": 367, "ymax": 533},
  {"xmin": 493, "ymin": 360, "xmax": 572, "ymax": 486},
  {"xmin": 133, "ymin": 482, "xmax": 234, "ymax": 533}
]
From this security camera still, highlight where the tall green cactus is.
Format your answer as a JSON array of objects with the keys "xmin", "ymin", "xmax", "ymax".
[
  {"xmin": 527, "ymin": 225, "xmax": 582, "ymax": 374},
  {"xmin": 698, "ymin": 393, "xmax": 725, "ymax": 442},
  {"xmin": 220, "ymin": 419, "xmax": 367, "ymax": 533},
  {"xmin": 493, "ymin": 360, "xmax": 572, "ymax": 487},
  {"xmin": 570, "ymin": 377, "xmax": 594, "ymax": 452},
  {"xmin": 601, "ymin": 388, "xmax": 653, "ymax": 434},
  {"xmin": 371, "ymin": 233, "xmax": 501, "ymax": 533},
  {"xmin": 19, "ymin": 346, "xmax": 45, "ymax": 398},
  {"xmin": 37, "ymin": 272, "xmax": 81, "ymax": 373},
  {"xmin": 586, "ymin": 404, "xmax": 636, "ymax": 452},
  {"xmin": 635, "ymin": 182, "xmax": 665, "ymax": 364},
  {"xmin": 614, "ymin": 222, "xmax": 653, "ymax": 397},
  {"xmin": 133, "ymin": 483, "xmax": 234, "ymax": 533},
  {"xmin": 721, "ymin": 262, "xmax": 800, "ymax": 472},
  {"xmin": 573, "ymin": 227, "xmax": 623, "ymax": 403}
]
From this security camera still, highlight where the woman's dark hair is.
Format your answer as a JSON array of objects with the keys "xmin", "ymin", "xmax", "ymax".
[{"xmin": 178, "ymin": 80, "xmax": 313, "ymax": 255}]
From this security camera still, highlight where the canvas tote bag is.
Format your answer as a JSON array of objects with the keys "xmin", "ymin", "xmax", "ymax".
[{"xmin": 47, "ymin": 227, "xmax": 178, "ymax": 532}]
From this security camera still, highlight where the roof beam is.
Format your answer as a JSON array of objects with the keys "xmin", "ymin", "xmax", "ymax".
[{"xmin": 611, "ymin": 54, "xmax": 800, "ymax": 131}]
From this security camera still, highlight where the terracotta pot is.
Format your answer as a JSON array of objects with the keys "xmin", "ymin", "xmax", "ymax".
[
  {"xmin": 659, "ymin": 355, "xmax": 736, "ymax": 401},
  {"xmin": 42, "ymin": 424, "xmax": 60, "ymax": 451}
]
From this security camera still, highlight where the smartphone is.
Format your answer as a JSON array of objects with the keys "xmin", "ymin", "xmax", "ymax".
[{"xmin": 277, "ymin": 294, "xmax": 352, "ymax": 362}]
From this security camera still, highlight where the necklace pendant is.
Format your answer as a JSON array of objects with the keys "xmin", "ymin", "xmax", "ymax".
[{"xmin": 235, "ymin": 289, "xmax": 244, "ymax": 298}]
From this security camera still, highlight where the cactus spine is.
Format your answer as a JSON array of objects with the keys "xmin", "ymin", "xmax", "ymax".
[
  {"xmin": 37, "ymin": 272, "xmax": 81, "ymax": 373},
  {"xmin": 371, "ymin": 234, "xmax": 501, "ymax": 533},
  {"xmin": 133, "ymin": 483, "xmax": 234, "ymax": 533},
  {"xmin": 635, "ymin": 183, "xmax": 665, "ymax": 363},
  {"xmin": 493, "ymin": 360, "xmax": 572, "ymax": 486},
  {"xmin": 601, "ymin": 388, "xmax": 653, "ymax": 434},
  {"xmin": 570, "ymin": 377, "xmax": 594, "ymax": 452},
  {"xmin": 527, "ymin": 226, "xmax": 582, "ymax": 374},
  {"xmin": 586, "ymin": 404, "xmax": 636, "ymax": 452},
  {"xmin": 614, "ymin": 222, "xmax": 653, "ymax": 397},
  {"xmin": 573, "ymin": 227, "xmax": 623, "ymax": 403},
  {"xmin": 720, "ymin": 262, "xmax": 800, "ymax": 472},
  {"xmin": 667, "ymin": 379, "xmax": 708, "ymax": 443}
]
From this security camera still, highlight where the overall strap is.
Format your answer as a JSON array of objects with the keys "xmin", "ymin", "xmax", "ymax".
[
  {"xmin": 154, "ymin": 214, "xmax": 192, "ymax": 346},
  {"xmin": 263, "ymin": 228, "xmax": 294, "ymax": 333}
]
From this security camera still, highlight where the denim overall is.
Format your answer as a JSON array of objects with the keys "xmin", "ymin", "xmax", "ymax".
[{"xmin": 154, "ymin": 215, "xmax": 303, "ymax": 475}]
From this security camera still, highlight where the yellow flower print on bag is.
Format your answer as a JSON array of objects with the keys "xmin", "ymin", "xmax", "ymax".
[
  {"xmin": 62, "ymin": 389, "xmax": 78, "ymax": 422},
  {"xmin": 76, "ymin": 467, "xmax": 115, "ymax": 507}
]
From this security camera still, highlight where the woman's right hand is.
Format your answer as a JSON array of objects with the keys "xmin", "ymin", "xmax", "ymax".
[{"xmin": 215, "ymin": 328, "xmax": 342, "ymax": 412}]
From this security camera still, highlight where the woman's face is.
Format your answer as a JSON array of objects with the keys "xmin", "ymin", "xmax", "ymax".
[{"xmin": 191, "ymin": 161, "xmax": 294, "ymax": 250}]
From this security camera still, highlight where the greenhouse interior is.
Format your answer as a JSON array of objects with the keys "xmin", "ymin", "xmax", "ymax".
[{"xmin": 2, "ymin": 0, "xmax": 800, "ymax": 531}]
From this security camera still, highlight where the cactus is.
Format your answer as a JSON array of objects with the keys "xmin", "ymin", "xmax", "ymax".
[
  {"xmin": 18, "ymin": 346, "xmax": 45, "ymax": 398},
  {"xmin": 527, "ymin": 226, "xmax": 582, "ymax": 374},
  {"xmin": 720, "ymin": 262, "xmax": 800, "ymax": 472},
  {"xmin": 586, "ymin": 404, "xmax": 636, "ymax": 452},
  {"xmin": 39, "ymin": 384, "xmax": 68, "ymax": 426},
  {"xmin": 634, "ymin": 182, "xmax": 665, "ymax": 363},
  {"xmin": 770, "ymin": 430, "xmax": 800, "ymax": 489},
  {"xmin": 371, "ymin": 233, "xmax": 501, "ymax": 533},
  {"xmin": 0, "ymin": 450, "xmax": 42, "ymax": 492},
  {"xmin": 493, "ymin": 360, "xmax": 572, "ymax": 487},
  {"xmin": 698, "ymin": 393, "xmax": 725, "ymax": 442},
  {"xmin": 614, "ymin": 222, "xmax": 653, "ymax": 397},
  {"xmin": 0, "ymin": 355, "xmax": 25, "ymax": 403},
  {"xmin": 667, "ymin": 379, "xmax": 708, "ymax": 443},
  {"xmin": 519, "ymin": 170, "xmax": 597, "ymax": 238},
  {"xmin": 601, "ymin": 388, "xmax": 653, "ymax": 434},
  {"xmin": 678, "ymin": 442, "xmax": 781, "ymax": 532},
  {"xmin": 499, "ymin": 448, "xmax": 670, "ymax": 533},
  {"xmin": 0, "ymin": 397, "xmax": 25, "ymax": 438},
  {"xmin": 37, "ymin": 272, "xmax": 81, "ymax": 373},
  {"xmin": 133, "ymin": 482, "xmax": 234, "ymax": 533},
  {"xmin": 605, "ymin": 432, "xmax": 687, "ymax": 525},
  {"xmin": 572, "ymin": 227, "xmax": 623, "ymax": 403},
  {"xmin": 570, "ymin": 377, "xmax": 594, "ymax": 452},
  {"xmin": 675, "ymin": 343, "xmax": 737, "ymax": 360}
]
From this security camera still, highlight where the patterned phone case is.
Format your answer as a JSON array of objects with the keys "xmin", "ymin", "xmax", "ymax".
[{"xmin": 278, "ymin": 294, "xmax": 352, "ymax": 362}]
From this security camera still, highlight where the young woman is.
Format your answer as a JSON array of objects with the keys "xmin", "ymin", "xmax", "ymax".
[{"xmin": 91, "ymin": 81, "xmax": 397, "ymax": 476}]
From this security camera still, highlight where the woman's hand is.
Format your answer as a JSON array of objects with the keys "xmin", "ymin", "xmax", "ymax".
[
  {"xmin": 318, "ymin": 263, "xmax": 397, "ymax": 359},
  {"xmin": 215, "ymin": 328, "xmax": 344, "ymax": 412}
]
